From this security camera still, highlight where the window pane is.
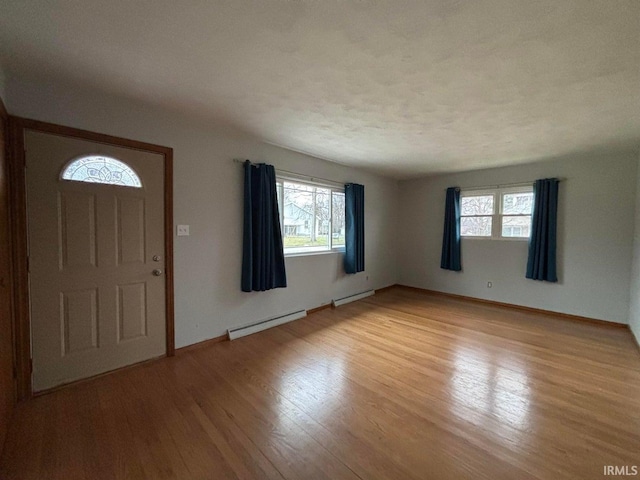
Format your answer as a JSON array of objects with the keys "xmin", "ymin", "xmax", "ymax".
[
  {"xmin": 502, "ymin": 216, "xmax": 531, "ymax": 238},
  {"xmin": 281, "ymin": 182, "xmax": 330, "ymax": 252},
  {"xmin": 461, "ymin": 195, "xmax": 494, "ymax": 216},
  {"xmin": 502, "ymin": 192, "xmax": 533, "ymax": 215},
  {"xmin": 331, "ymin": 191, "xmax": 345, "ymax": 247},
  {"xmin": 61, "ymin": 155, "xmax": 142, "ymax": 188},
  {"xmin": 461, "ymin": 216, "xmax": 492, "ymax": 236}
]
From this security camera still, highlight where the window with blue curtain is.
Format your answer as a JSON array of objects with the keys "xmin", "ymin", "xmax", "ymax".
[
  {"xmin": 344, "ymin": 183, "xmax": 364, "ymax": 274},
  {"xmin": 526, "ymin": 178, "xmax": 559, "ymax": 282},
  {"xmin": 441, "ymin": 187, "xmax": 462, "ymax": 271},
  {"xmin": 241, "ymin": 160, "xmax": 287, "ymax": 292}
]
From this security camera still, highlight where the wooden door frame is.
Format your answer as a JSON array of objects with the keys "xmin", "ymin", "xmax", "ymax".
[
  {"xmin": 8, "ymin": 117, "xmax": 175, "ymax": 400},
  {"xmin": 0, "ymin": 91, "xmax": 18, "ymax": 452}
]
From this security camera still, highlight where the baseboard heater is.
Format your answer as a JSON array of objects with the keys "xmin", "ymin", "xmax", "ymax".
[
  {"xmin": 228, "ymin": 309, "xmax": 307, "ymax": 340},
  {"xmin": 332, "ymin": 289, "xmax": 375, "ymax": 308}
]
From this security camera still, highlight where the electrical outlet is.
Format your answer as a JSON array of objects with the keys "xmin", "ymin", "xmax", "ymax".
[
  {"xmin": 487, "ymin": 281, "xmax": 493, "ymax": 288},
  {"xmin": 177, "ymin": 225, "xmax": 190, "ymax": 236}
]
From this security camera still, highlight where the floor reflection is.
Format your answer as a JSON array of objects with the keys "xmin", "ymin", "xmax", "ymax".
[
  {"xmin": 276, "ymin": 352, "xmax": 346, "ymax": 427},
  {"xmin": 449, "ymin": 346, "xmax": 532, "ymax": 432}
]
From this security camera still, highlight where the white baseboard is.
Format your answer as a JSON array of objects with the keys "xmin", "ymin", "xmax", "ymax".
[
  {"xmin": 332, "ymin": 289, "xmax": 375, "ymax": 307},
  {"xmin": 228, "ymin": 309, "xmax": 307, "ymax": 340}
]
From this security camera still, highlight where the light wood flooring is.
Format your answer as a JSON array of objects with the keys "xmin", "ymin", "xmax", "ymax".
[{"xmin": 1, "ymin": 287, "xmax": 639, "ymax": 479}]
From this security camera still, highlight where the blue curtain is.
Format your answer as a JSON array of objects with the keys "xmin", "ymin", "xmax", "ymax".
[
  {"xmin": 241, "ymin": 161, "xmax": 287, "ymax": 292},
  {"xmin": 440, "ymin": 187, "xmax": 462, "ymax": 271},
  {"xmin": 526, "ymin": 178, "xmax": 559, "ymax": 282},
  {"xmin": 344, "ymin": 183, "xmax": 365, "ymax": 274}
]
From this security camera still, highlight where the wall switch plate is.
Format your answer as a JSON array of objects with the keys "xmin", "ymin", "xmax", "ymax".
[{"xmin": 177, "ymin": 225, "xmax": 190, "ymax": 236}]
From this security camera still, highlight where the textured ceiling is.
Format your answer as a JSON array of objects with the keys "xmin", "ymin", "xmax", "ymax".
[{"xmin": 1, "ymin": 0, "xmax": 639, "ymax": 178}]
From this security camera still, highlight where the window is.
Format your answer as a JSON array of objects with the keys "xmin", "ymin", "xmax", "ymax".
[
  {"xmin": 460, "ymin": 193, "xmax": 494, "ymax": 237},
  {"xmin": 276, "ymin": 177, "xmax": 345, "ymax": 255},
  {"xmin": 460, "ymin": 186, "xmax": 533, "ymax": 239},
  {"xmin": 500, "ymin": 189, "xmax": 534, "ymax": 238},
  {"xmin": 61, "ymin": 155, "xmax": 142, "ymax": 188}
]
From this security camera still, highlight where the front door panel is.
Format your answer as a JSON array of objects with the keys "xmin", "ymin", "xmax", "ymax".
[{"xmin": 26, "ymin": 130, "xmax": 166, "ymax": 392}]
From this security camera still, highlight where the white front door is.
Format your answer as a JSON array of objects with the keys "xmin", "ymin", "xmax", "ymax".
[{"xmin": 26, "ymin": 130, "xmax": 167, "ymax": 392}]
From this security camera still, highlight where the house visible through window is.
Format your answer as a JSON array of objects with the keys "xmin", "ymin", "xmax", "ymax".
[
  {"xmin": 460, "ymin": 186, "xmax": 533, "ymax": 239},
  {"xmin": 276, "ymin": 177, "xmax": 345, "ymax": 255}
]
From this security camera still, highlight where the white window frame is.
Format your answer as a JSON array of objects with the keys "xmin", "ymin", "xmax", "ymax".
[
  {"xmin": 460, "ymin": 185, "xmax": 534, "ymax": 241},
  {"xmin": 276, "ymin": 175, "xmax": 346, "ymax": 257}
]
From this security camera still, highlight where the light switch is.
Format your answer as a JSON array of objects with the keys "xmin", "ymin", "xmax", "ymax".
[{"xmin": 177, "ymin": 225, "xmax": 190, "ymax": 236}]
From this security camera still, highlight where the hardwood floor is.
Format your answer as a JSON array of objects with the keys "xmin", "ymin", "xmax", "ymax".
[{"xmin": 1, "ymin": 287, "xmax": 639, "ymax": 479}]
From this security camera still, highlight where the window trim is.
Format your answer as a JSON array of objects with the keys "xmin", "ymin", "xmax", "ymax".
[
  {"xmin": 276, "ymin": 175, "xmax": 346, "ymax": 257},
  {"xmin": 460, "ymin": 185, "xmax": 534, "ymax": 241}
]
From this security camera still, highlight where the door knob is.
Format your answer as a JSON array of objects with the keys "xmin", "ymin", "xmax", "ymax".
[{"xmin": 152, "ymin": 269, "xmax": 163, "ymax": 276}]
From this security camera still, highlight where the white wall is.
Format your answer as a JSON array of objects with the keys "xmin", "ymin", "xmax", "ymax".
[
  {"xmin": 6, "ymin": 75, "xmax": 399, "ymax": 348},
  {"xmin": 629, "ymin": 151, "xmax": 640, "ymax": 343},
  {"xmin": 6, "ymin": 72, "xmax": 637, "ymax": 343},
  {"xmin": 398, "ymin": 153, "xmax": 638, "ymax": 324}
]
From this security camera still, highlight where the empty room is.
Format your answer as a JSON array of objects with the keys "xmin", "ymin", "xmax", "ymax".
[{"xmin": 0, "ymin": 1, "xmax": 639, "ymax": 479}]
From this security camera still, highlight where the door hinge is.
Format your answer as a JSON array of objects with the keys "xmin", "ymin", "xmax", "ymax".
[
  {"xmin": 29, "ymin": 359, "xmax": 33, "ymax": 373},
  {"xmin": 26, "ymin": 256, "xmax": 30, "ymax": 273}
]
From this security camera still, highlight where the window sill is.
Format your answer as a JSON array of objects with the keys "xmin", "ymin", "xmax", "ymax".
[
  {"xmin": 284, "ymin": 248, "xmax": 345, "ymax": 258},
  {"xmin": 494, "ymin": 237, "xmax": 529, "ymax": 242},
  {"xmin": 462, "ymin": 236, "xmax": 529, "ymax": 242}
]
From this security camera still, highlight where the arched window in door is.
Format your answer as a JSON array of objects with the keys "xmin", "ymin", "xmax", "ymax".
[{"xmin": 61, "ymin": 155, "xmax": 142, "ymax": 188}]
